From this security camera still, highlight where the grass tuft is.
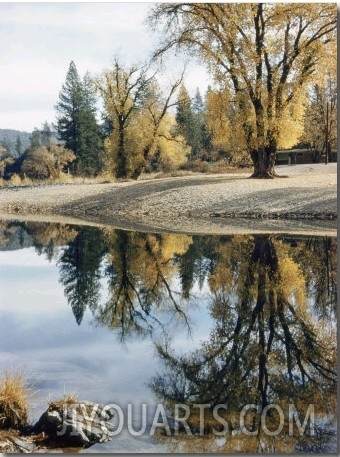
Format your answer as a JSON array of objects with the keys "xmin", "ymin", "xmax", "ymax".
[
  {"xmin": 0, "ymin": 372, "xmax": 30, "ymax": 429},
  {"xmin": 48, "ymin": 393, "xmax": 79, "ymax": 411}
]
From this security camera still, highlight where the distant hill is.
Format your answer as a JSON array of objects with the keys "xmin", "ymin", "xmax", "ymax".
[{"xmin": 0, "ymin": 129, "xmax": 32, "ymax": 157}]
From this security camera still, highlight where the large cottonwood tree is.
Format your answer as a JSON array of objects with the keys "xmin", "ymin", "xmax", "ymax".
[{"xmin": 149, "ymin": 3, "xmax": 336, "ymax": 178}]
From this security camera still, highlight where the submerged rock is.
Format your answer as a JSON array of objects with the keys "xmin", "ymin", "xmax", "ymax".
[
  {"xmin": 33, "ymin": 401, "xmax": 115, "ymax": 447},
  {"xmin": 0, "ymin": 429, "xmax": 35, "ymax": 453}
]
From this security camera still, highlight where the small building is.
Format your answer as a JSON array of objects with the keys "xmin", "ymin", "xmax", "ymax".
[{"xmin": 275, "ymin": 148, "xmax": 337, "ymax": 165}]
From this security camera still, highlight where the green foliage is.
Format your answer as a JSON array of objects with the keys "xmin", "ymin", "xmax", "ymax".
[
  {"xmin": 29, "ymin": 128, "xmax": 42, "ymax": 149},
  {"xmin": 176, "ymin": 85, "xmax": 211, "ymax": 161},
  {"xmin": 56, "ymin": 61, "xmax": 103, "ymax": 177},
  {"xmin": 14, "ymin": 136, "xmax": 22, "ymax": 157},
  {"xmin": 58, "ymin": 227, "xmax": 106, "ymax": 325}
]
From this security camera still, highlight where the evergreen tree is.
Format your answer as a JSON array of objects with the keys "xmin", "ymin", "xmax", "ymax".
[
  {"xmin": 192, "ymin": 87, "xmax": 212, "ymax": 159},
  {"xmin": 40, "ymin": 121, "xmax": 53, "ymax": 149},
  {"xmin": 56, "ymin": 61, "xmax": 102, "ymax": 177},
  {"xmin": 30, "ymin": 128, "xmax": 42, "ymax": 149},
  {"xmin": 77, "ymin": 72, "xmax": 103, "ymax": 175},
  {"xmin": 176, "ymin": 85, "xmax": 194, "ymax": 158},
  {"xmin": 176, "ymin": 85, "xmax": 211, "ymax": 160},
  {"xmin": 15, "ymin": 135, "xmax": 22, "ymax": 157},
  {"xmin": 192, "ymin": 87, "xmax": 204, "ymax": 115},
  {"xmin": 175, "ymin": 85, "xmax": 192, "ymax": 140}
]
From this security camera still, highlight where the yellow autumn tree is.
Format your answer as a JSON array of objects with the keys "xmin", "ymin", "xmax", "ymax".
[
  {"xmin": 96, "ymin": 59, "xmax": 187, "ymax": 179},
  {"xmin": 123, "ymin": 81, "xmax": 189, "ymax": 177},
  {"xmin": 149, "ymin": 3, "xmax": 337, "ymax": 177},
  {"xmin": 206, "ymin": 87, "xmax": 231, "ymax": 159},
  {"xmin": 96, "ymin": 58, "xmax": 156, "ymax": 179}
]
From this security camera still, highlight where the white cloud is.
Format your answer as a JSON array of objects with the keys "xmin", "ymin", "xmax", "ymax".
[
  {"xmin": 0, "ymin": 2, "xmax": 210, "ymax": 132},
  {"xmin": 0, "ymin": 247, "xmax": 51, "ymax": 266}
]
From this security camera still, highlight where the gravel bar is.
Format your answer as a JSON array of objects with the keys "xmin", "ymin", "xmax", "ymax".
[{"xmin": 0, "ymin": 163, "xmax": 336, "ymax": 235}]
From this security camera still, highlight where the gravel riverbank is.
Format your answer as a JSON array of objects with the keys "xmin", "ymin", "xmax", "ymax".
[{"xmin": 0, "ymin": 163, "xmax": 336, "ymax": 235}]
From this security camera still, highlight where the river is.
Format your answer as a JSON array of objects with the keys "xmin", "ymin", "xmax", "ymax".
[{"xmin": 0, "ymin": 220, "xmax": 336, "ymax": 453}]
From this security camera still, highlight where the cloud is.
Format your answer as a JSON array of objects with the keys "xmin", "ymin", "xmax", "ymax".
[
  {"xmin": 0, "ymin": 3, "xmax": 158, "ymax": 131},
  {"xmin": 0, "ymin": 2, "xmax": 209, "ymax": 132}
]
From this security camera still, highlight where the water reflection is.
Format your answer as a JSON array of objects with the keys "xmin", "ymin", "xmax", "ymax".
[
  {"xmin": 95, "ymin": 230, "xmax": 193, "ymax": 338},
  {"xmin": 0, "ymin": 220, "xmax": 336, "ymax": 453},
  {"xmin": 150, "ymin": 235, "xmax": 336, "ymax": 453}
]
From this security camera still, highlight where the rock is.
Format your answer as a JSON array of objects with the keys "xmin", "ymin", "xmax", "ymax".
[
  {"xmin": 33, "ymin": 401, "xmax": 115, "ymax": 448},
  {"xmin": 0, "ymin": 430, "xmax": 36, "ymax": 453}
]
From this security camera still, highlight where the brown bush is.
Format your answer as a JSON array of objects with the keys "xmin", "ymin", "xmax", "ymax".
[{"xmin": 0, "ymin": 372, "xmax": 30, "ymax": 429}]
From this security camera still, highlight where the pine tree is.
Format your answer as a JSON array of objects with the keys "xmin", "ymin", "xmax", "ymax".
[
  {"xmin": 56, "ymin": 61, "xmax": 102, "ymax": 177},
  {"xmin": 192, "ymin": 87, "xmax": 210, "ymax": 159},
  {"xmin": 78, "ymin": 72, "xmax": 103, "ymax": 175},
  {"xmin": 40, "ymin": 122, "xmax": 53, "ymax": 149},
  {"xmin": 175, "ymin": 84, "xmax": 194, "ymax": 158},
  {"xmin": 192, "ymin": 87, "xmax": 204, "ymax": 115},
  {"xmin": 30, "ymin": 128, "xmax": 42, "ymax": 149},
  {"xmin": 176, "ymin": 85, "xmax": 212, "ymax": 160},
  {"xmin": 15, "ymin": 135, "xmax": 22, "ymax": 157},
  {"xmin": 176, "ymin": 85, "xmax": 191, "ymax": 133}
]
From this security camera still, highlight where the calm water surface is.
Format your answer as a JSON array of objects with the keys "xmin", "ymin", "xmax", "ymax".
[{"xmin": 0, "ymin": 221, "xmax": 336, "ymax": 453}]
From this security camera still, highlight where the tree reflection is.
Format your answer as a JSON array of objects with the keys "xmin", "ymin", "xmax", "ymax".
[
  {"xmin": 292, "ymin": 236, "xmax": 337, "ymax": 318},
  {"xmin": 24, "ymin": 222, "xmax": 78, "ymax": 261},
  {"xmin": 0, "ymin": 221, "xmax": 18, "ymax": 247},
  {"xmin": 58, "ymin": 227, "xmax": 106, "ymax": 324},
  {"xmin": 0, "ymin": 221, "xmax": 77, "ymax": 258},
  {"xmin": 93, "ymin": 230, "xmax": 193, "ymax": 339},
  {"xmin": 150, "ymin": 235, "xmax": 336, "ymax": 453},
  {"xmin": 0, "ymin": 220, "xmax": 336, "ymax": 451}
]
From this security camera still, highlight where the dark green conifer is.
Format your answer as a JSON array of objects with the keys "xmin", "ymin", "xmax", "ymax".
[{"xmin": 56, "ymin": 62, "xmax": 102, "ymax": 176}]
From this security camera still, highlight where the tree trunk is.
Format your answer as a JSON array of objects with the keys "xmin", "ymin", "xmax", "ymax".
[
  {"xmin": 130, "ymin": 144, "xmax": 150, "ymax": 180},
  {"xmin": 116, "ymin": 120, "xmax": 127, "ymax": 179},
  {"xmin": 249, "ymin": 104, "xmax": 279, "ymax": 179},
  {"xmin": 250, "ymin": 145, "xmax": 279, "ymax": 179}
]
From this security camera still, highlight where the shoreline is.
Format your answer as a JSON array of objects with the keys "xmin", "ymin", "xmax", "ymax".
[{"xmin": 0, "ymin": 163, "xmax": 336, "ymax": 236}]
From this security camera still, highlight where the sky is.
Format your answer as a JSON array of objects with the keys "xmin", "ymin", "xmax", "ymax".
[
  {"xmin": 0, "ymin": 241, "xmax": 213, "ymax": 452},
  {"xmin": 0, "ymin": 2, "xmax": 210, "ymax": 133}
]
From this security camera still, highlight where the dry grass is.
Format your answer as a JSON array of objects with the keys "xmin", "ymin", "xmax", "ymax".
[
  {"xmin": 0, "ymin": 171, "xmax": 117, "ymax": 188},
  {"xmin": 48, "ymin": 393, "xmax": 79, "ymax": 412},
  {"xmin": 0, "ymin": 372, "xmax": 31, "ymax": 429},
  {"xmin": 0, "ymin": 162, "xmax": 252, "ymax": 188}
]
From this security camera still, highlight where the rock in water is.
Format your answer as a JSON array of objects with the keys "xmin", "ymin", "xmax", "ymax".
[{"xmin": 33, "ymin": 401, "xmax": 114, "ymax": 447}]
